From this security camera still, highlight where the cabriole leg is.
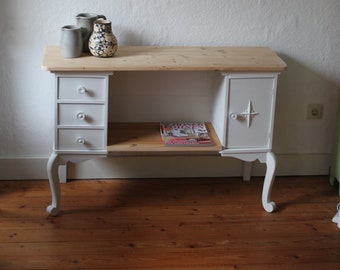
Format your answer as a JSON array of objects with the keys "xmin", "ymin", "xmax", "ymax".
[
  {"xmin": 261, "ymin": 152, "xmax": 277, "ymax": 212},
  {"xmin": 46, "ymin": 153, "xmax": 62, "ymax": 216}
]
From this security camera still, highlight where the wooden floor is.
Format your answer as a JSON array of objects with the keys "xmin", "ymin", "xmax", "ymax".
[{"xmin": 0, "ymin": 176, "xmax": 339, "ymax": 270}]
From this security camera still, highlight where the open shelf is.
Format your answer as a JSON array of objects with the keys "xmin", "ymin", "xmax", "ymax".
[{"xmin": 107, "ymin": 122, "xmax": 223, "ymax": 156}]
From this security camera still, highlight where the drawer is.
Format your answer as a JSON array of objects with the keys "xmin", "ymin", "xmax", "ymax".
[
  {"xmin": 57, "ymin": 77, "xmax": 106, "ymax": 101},
  {"xmin": 57, "ymin": 129, "xmax": 105, "ymax": 151},
  {"xmin": 58, "ymin": 104, "xmax": 105, "ymax": 126}
]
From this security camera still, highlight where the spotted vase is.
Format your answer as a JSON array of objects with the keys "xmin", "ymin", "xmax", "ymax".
[{"xmin": 89, "ymin": 20, "xmax": 118, "ymax": 57}]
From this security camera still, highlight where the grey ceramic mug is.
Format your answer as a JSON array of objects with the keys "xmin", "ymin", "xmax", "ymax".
[
  {"xmin": 60, "ymin": 25, "xmax": 83, "ymax": 58},
  {"xmin": 76, "ymin": 13, "xmax": 106, "ymax": 52}
]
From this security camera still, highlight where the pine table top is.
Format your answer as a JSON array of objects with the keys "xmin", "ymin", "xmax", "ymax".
[{"xmin": 42, "ymin": 46, "xmax": 287, "ymax": 72}]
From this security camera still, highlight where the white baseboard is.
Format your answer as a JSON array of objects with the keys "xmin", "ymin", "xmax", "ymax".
[
  {"xmin": 0, "ymin": 154, "xmax": 331, "ymax": 180},
  {"xmin": 0, "ymin": 157, "xmax": 48, "ymax": 180}
]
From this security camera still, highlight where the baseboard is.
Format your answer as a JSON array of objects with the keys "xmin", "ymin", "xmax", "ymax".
[
  {"xmin": 0, "ymin": 154, "xmax": 331, "ymax": 180},
  {"xmin": 0, "ymin": 157, "xmax": 48, "ymax": 180}
]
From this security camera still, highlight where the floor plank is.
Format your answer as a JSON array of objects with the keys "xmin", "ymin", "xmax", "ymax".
[{"xmin": 0, "ymin": 176, "xmax": 339, "ymax": 269}]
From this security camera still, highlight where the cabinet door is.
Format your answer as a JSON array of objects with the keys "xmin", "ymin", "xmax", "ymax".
[{"xmin": 225, "ymin": 75, "xmax": 277, "ymax": 150}]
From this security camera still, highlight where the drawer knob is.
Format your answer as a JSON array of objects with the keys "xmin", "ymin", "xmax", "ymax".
[
  {"xmin": 77, "ymin": 86, "xmax": 87, "ymax": 94},
  {"xmin": 230, "ymin": 113, "xmax": 239, "ymax": 120},
  {"xmin": 230, "ymin": 101, "xmax": 259, "ymax": 128},
  {"xmin": 76, "ymin": 112, "xmax": 86, "ymax": 120},
  {"xmin": 77, "ymin": 138, "xmax": 85, "ymax": 145}
]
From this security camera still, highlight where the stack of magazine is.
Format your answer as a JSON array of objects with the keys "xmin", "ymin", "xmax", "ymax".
[{"xmin": 160, "ymin": 122, "xmax": 211, "ymax": 146}]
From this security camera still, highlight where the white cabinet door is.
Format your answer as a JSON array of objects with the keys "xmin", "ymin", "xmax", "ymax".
[{"xmin": 224, "ymin": 74, "xmax": 278, "ymax": 150}]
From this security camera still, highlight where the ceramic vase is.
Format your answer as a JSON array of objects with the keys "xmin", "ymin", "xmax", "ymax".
[{"xmin": 89, "ymin": 20, "xmax": 118, "ymax": 58}]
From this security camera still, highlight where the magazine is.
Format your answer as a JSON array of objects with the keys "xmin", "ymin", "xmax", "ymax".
[{"xmin": 160, "ymin": 122, "xmax": 211, "ymax": 146}]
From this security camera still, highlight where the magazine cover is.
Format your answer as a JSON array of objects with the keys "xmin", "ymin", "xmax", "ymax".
[{"xmin": 160, "ymin": 122, "xmax": 211, "ymax": 146}]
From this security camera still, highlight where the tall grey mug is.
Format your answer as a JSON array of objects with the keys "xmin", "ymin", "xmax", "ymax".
[{"xmin": 60, "ymin": 25, "xmax": 83, "ymax": 58}]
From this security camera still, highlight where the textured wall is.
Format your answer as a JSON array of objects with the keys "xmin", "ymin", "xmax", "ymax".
[{"xmin": 0, "ymin": 0, "xmax": 339, "ymax": 177}]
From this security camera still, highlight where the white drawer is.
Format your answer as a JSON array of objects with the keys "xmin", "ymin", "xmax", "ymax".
[
  {"xmin": 58, "ymin": 104, "xmax": 105, "ymax": 126},
  {"xmin": 57, "ymin": 129, "xmax": 105, "ymax": 151},
  {"xmin": 58, "ymin": 77, "xmax": 106, "ymax": 101}
]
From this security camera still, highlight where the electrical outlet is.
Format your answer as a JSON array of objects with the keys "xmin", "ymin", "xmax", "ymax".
[{"xmin": 307, "ymin": 104, "xmax": 323, "ymax": 119}]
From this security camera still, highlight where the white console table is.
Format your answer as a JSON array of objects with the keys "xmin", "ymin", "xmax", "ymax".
[{"xmin": 42, "ymin": 46, "xmax": 287, "ymax": 216}]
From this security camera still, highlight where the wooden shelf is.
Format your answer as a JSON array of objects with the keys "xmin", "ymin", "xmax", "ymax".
[
  {"xmin": 107, "ymin": 122, "xmax": 223, "ymax": 156},
  {"xmin": 42, "ymin": 46, "xmax": 287, "ymax": 72}
]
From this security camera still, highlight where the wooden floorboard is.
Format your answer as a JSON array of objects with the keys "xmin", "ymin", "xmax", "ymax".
[{"xmin": 0, "ymin": 176, "xmax": 339, "ymax": 269}]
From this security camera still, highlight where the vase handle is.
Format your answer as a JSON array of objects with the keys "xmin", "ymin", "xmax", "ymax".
[{"xmin": 97, "ymin": 15, "xmax": 106, "ymax": 20}]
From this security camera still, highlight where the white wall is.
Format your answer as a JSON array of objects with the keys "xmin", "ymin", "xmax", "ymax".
[{"xmin": 0, "ymin": 0, "xmax": 339, "ymax": 179}]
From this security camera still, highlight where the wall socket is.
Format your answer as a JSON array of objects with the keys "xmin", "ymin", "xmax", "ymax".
[{"xmin": 307, "ymin": 104, "xmax": 324, "ymax": 119}]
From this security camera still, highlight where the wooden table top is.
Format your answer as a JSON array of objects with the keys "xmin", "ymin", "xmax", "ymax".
[{"xmin": 42, "ymin": 46, "xmax": 287, "ymax": 72}]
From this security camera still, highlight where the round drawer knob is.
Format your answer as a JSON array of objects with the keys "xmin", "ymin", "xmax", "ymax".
[
  {"xmin": 77, "ymin": 86, "xmax": 87, "ymax": 94},
  {"xmin": 77, "ymin": 138, "xmax": 85, "ymax": 145},
  {"xmin": 76, "ymin": 112, "xmax": 86, "ymax": 120},
  {"xmin": 230, "ymin": 113, "xmax": 239, "ymax": 120}
]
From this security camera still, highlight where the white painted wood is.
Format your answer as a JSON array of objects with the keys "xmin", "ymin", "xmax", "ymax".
[
  {"xmin": 54, "ymin": 73, "xmax": 111, "ymax": 155},
  {"xmin": 57, "ymin": 75, "xmax": 106, "ymax": 101},
  {"xmin": 46, "ymin": 153, "xmax": 62, "ymax": 216},
  {"xmin": 259, "ymin": 152, "xmax": 277, "ymax": 213},
  {"xmin": 58, "ymin": 164, "xmax": 67, "ymax": 183},
  {"xmin": 57, "ymin": 129, "xmax": 106, "ymax": 151},
  {"xmin": 222, "ymin": 73, "xmax": 278, "ymax": 149},
  {"xmin": 58, "ymin": 104, "xmax": 106, "ymax": 126},
  {"xmin": 211, "ymin": 72, "xmax": 227, "ymax": 146}
]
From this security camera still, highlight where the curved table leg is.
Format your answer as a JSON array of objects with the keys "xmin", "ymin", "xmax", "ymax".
[
  {"xmin": 46, "ymin": 153, "xmax": 62, "ymax": 216},
  {"xmin": 220, "ymin": 151, "xmax": 277, "ymax": 212},
  {"xmin": 261, "ymin": 152, "xmax": 277, "ymax": 212}
]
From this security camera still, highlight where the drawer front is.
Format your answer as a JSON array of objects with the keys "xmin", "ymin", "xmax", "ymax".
[
  {"xmin": 226, "ymin": 77, "xmax": 276, "ymax": 149},
  {"xmin": 58, "ymin": 77, "xmax": 106, "ymax": 101},
  {"xmin": 57, "ymin": 129, "xmax": 105, "ymax": 150},
  {"xmin": 58, "ymin": 104, "xmax": 105, "ymax": 126}
]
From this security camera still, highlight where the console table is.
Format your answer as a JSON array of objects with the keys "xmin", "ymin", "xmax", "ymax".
[{"xmin": 42, "ymin": 46, "xmax": 287, "ymax": 216}]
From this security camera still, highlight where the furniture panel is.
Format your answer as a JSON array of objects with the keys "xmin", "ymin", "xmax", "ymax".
[
  {"xmin": 57, "ymin": 76, "xmax": 106, "ymax": 101},
  {"xmin": 57, "ymin": 104, "xmax": 105, "ymax": 126},
  {"xmin": 226, "ymin": 75, "xmax": 277, "ymax": 150},
  {"xmin": 57, "ymin": 128, "xmax": 105, "ymax": 151}
]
